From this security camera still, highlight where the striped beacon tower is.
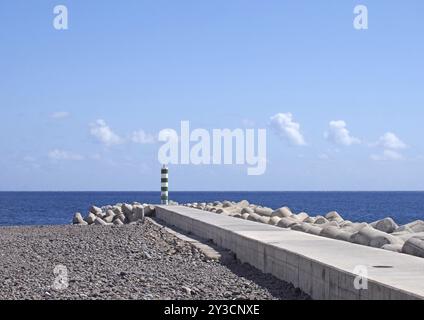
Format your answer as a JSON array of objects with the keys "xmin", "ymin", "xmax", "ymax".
[{"xmin": 161, "ymin": 165, "xmax": 169, "ymax": 205}]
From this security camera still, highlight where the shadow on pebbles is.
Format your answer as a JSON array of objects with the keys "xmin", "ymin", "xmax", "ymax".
[{"xmin": 0, "ymin": 220, "xmax": 310, "ymax": 300}]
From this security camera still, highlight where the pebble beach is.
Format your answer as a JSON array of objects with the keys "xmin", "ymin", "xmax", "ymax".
[{"xmin": 0, "ymin": 217, "xmax": 309, "ymax": 300}]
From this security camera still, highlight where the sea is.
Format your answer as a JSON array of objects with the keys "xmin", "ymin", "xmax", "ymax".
[{"xmin": 0, "ymin": 191, "xmax": 423, "ymax": 226}]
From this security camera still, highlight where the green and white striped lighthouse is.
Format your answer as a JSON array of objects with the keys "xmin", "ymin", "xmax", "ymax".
[{"xmin": 161, "ymin": 165, "xmax": 169, "ymax": 205}]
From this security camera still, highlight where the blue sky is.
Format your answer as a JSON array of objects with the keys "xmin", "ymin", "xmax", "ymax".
[{"xmin": 0, "ymin": 0, "xmax": 423, "ymax": 191}]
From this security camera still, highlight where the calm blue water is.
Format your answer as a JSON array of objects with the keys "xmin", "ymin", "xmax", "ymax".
[{"xmin": 0, "ymin": 192, "xmax": 423, "ymax": 226}]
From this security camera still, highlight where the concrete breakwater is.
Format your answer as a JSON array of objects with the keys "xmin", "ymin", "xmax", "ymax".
[
  {"xmin": 72, "ymin": 203, "xmax": 158, "ymax": 226},
  {"xmin": 183, "ymin": 200, "xmax": 424, "ymax": 259}
]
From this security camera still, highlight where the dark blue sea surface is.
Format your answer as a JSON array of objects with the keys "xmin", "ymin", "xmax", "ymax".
[{"xmin": 0, "ymin": 192, "xmax": 423, "ymax": 226}]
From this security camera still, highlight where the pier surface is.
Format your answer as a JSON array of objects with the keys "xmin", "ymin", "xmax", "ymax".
[{"xmin": 156, "ymin": 205, "xmax": 424, "ymax": 300}]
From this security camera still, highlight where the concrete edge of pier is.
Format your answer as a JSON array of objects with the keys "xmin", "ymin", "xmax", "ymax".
[{"xmin": 156, "ymin": 205, "xmax": 424, "ymax": 300}]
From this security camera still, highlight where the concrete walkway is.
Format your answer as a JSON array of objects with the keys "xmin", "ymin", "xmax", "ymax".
[{"xmin": 156, "ymin": 205, "xmax": 424, "ymax": 300}]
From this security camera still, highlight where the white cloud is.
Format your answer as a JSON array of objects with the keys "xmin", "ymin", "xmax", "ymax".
[
  {"xmin": 90, "ymin": 119, "xmax": 123, "ymax": 146},
  {"xmin": 131, "ymin": 130, "xmax": 155, "ymax": 144},
  {"xmin": 371, "ymin": 149, "xmax": 404, "ymax": 161},
  {"xmin": 50, "ymin": 111, "xmax": 70, "ymax": 119},
  {"xmin": 270, "ymin": 113, "xmax": 306, "ymax": 146},
  {"xmin": 325, "ymin": 120, "xmax": 360, "ymax": 146},
  {"xmin": 48, "ymin": 149, "xmax": 84, "ymax": 161},
  {"xmin": 374, "ymin": 132, "xmax": 407, "ymax": 149}
]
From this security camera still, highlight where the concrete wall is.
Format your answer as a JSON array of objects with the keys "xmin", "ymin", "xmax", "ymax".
[{"xmin": 156, "ymin": 205, "xmax": 424, "ymax": 300}]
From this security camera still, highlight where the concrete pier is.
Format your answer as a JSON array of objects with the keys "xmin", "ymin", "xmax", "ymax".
[{"xmin": 156, "ymin": 205, "xmax": 424, "ymax": 300}]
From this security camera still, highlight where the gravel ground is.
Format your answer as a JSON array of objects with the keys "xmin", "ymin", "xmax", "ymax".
[{"xmin": 0, "ymin": 219, "xmax": 310, "ymax": 300}]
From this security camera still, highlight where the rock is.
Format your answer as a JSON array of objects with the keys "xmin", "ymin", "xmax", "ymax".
[
  {"xmin": 350, "ymin": 226, "xmax": 404, "ymax": 248},
  {"xmin": 394, "ymin": 232, "xmax": 424, "ymax": 242},
  {"xmin": 144, "ymin": 205, "xmax": 155, "ymax": 217},
  {"xmin": 268, "ymin": 216, "xmax": 282, "ymax": 226},
  {"xmin": 335, "ymin": 230, "xmax": 355, "ymax": 242},
  {"xmin": 237, "ymin": 200, "xmax": 250, "ymax": 208},
  {"xmin": 247, "ymin": 213, "xmax": 261, "ymax": 222},
  {"xmin": 121, "ymin": 204, "xmax": 133, "ymax": 218},
  {"xmin": 314, "ymin": 216, "xmax": 329, "ymax": 225},
  {"xmin": 318, "ymin": 221, "xmax": 340, "ymax": 229},
  {"xmin": 395, "ymin": 220, "xmax": 424, "ymax": 233},
  {"xmin": 94, "ymin": 217, "xmax": 108, "ymax": 226},
  {"xmin": 112, "ymin": 207, "xmax": 123, "ymax": 215},
  {"xmin": 303, "ymin": 217, "xmax": 316, "ymax": 224},
  {"xmin": 114, "ymin": 213, "xmax": 126, "ymax": 223},
  {"xmin": 305, "ymin": 225, "xmax": 323, "ymax": 236},
  {"xmin": 277, "ymin": 217, "xmax": 299, "ymax": 229},
  {"xmin": 132, "ymin": 206, "xmax": 145, "ymax": 222},
  {"xmin": 73, "ymin": 212, "xmax": 87, "ymax": 225},
  {"xmin": 222, "ymin": 201, "xmax": 233, "ymax": 208},
  {"xmin": 241, "ymin": 213, "xmax": 250, "ymax": 220},
  {"xmin": 382, "ymin": 243, "xmax": 403, "ymax": 253},
  {"xmin": 89, "ymin": 206, "xmax": 103, "ymax": 216},
  {"xmin": 258, "ymin": 216, "xmax": 271, "ymax": 224},
  {"xmin": 342, "ymin": 222, "xmax": 368, "ymax": 233},
  {"xmin": 295, "ymin": 212, "xmax": 309, "ymax": 222},
  {"xmin": 320, "ymin": 226, "xmax": 343, "ymax": 239},
  {"xmin": 216, "ymin": 209, "xmax": 228, "ymax": 214},
  {"xmin": 291, "ymin": 223, "xmax": 307, "ymax": 232},
  {"xmin": 402, "ymin": 236, "xmax": 424, "ymax": 258},
  {"xmin": 213, "ymin": 201, "xmax": 222, "ymax": 206},
  {"xmin": 325, "ymin": 211, "xmax": 343, "ymax": 223},
  {"xmin": 85, "ymin": 213, "xmax": 97, "ymax": 224},
  {"xmin": 271, "ymin": 207, "xmax": 292, "ymax": 218},
  {"xmin": 106, "ymin": 209, "xmax": 115, "ymax": 217},
  {"xmin": 113, "ymin": 219, "xmax": 124, "ymax": 226},
  {"xmin": 371, "ymin": 217, "xmax": 398, "ymax": 234},
  {"xmin": 104, "ymin": 215, "xmax": 114, "ymax": 223},
  {"xmin": 241, "ymin": 207, "xmax": 254, "ymax": 214},
  {"xmin": 254, "ymin": 207, "xmax": 273, "ymax": 217},
  {"xmin": 232, "ymin": 213, "xmax": 242, "ymax": 219}
]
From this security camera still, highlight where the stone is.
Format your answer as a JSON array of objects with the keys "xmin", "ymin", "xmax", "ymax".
[
  {"xmin": 113, "ymin": 219, "xmax": 124, "ymax": 226},
  {"xmin": 394, "ymin": 232, "xmax": 424, "ymax": 242},
  {"xmin": 113, "ymin": 207, "xmax": 122, "ymax": 215},
  {"xmin": 350, "ymin": 226, "xmax": 404, "ymax": 248},
  {"xmin": 85, "ymin": 213, "xmax": 97, "ymax": 224},
  {"xmin": 277, "ymin": 217, "xmax": 300, "ymax": 229},
  {"xmin": 325, "ymin": 211, "xmax": 343, "ymax": 223},
  {"xmin": 237, "ymin": 200, "xmax": 250, "ymax": 208},
  {"xmin": 241, "ymin": 207, "xmax": 254, "ymax": 214},
  {"xmin": 254, "ymin": 207, "xmax": 273, "ymax": 217},
  {"xmin": 320, "ymin": 226, "xmax": 343, "ymax": 239},
  {"xmin": 222, "ymin": 201, "xmax": 233, "ymax": 208},
  {"xmin": 73, "ymin": 212, "xmax": 87, "ymax": 225},
  {"xmin": 104, "ymin": 215, "xmax": 114, "ymax": 223},
  {"xmin": 89, "ymin": 206, "xmax": 103, "ymax": 216},
  {"xmin": 94, "ymin": 217, "xmax": 108, "ymax": 226},
  {"xmin": 121, "ymin": 204, "xmax": 133, "ymax": 218},
  {"xmin": 396, "ymin": 220, "xmax": 424, "ymax": 233},
  {"xmin": 271, "ymin": 207, "xmax": 293, "ymax": 218},
  {"xmin": 314, "ymin": 216, "xmax": 329, "ymax": 225},
  {"xmin": 305, "ymin": 225, "xmax": 323, "ymax": 236},
  {"xmin": 382, "ymin": 243, "xmax": 403, "ymax": 253},
  {"xmin": 144, "ymin": 205, "xmax": 155, "ymax": 217},
  {"xmin": 258, "ymin": 216, "xmax": 271, "ymax": 224},
  {"xmin": 402, "ymin": 236, "xmax": 424, "ymax": 258},
  {"xmin": 132, "ymin": 206, "xmax": 145, "ymax": 222},
  {"xmin": 268, "ymin": 216, "xmax": 282, "ymax": 226},
  {"xmin": 295, "ymin": 212, "xmax": 309, "ymax": 222},
  {"xmin": 371, "ymin": 217, "xmax": 398, "ymax": 234},
  {"xmin": 241, "ymin": 213, "xmax": 250, "ymax": 220},
  {"xmin": 291, "ymin": 223, "xmax": 308, "ymax": 232},
  {"xmin": 232, "ymin": 213, "xmax": 242, "ymax": 219},
  {"xmin": 342, "ymin": 222, "xmax": 368, "ymax": 233},
  {"xmin": 303, "ymin": 217, "xmax": 316, "ymax": 224},
  {"xmin": 247, "ymin": 213, "xmax": 261, "ymax": 222}
]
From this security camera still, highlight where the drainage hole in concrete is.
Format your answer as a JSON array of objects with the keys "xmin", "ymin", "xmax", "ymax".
[{"xmin": 372, "ymin": 265, "xmax": 394, "ymax": 269}]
